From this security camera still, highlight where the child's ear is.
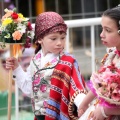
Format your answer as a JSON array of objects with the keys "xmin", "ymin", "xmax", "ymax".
[{"xmin": 38, "ymin": 39, "xmax": 42, "ymax": 44}]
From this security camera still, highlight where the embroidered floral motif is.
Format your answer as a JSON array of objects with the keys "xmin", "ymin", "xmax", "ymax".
[
  {"xmin": 36, "ymin": 53, "xmax": 41, "ymax": 59},
  {"xmin": 31, "ymin": 50, "xmax": 61, "ymax": 115},
  {"xmin": 33, "ymin": 74, "xmax": 49, "ymax": 93},
  {"xmin": 39, "ymin": 78, "xmax": 48, "ymax": 92},
  {"xmin": 43, "ymin": 100, "xmax": 48, "ymax": 108},
  {"xmin": 51, "ymin": 58, "xmax": 58, "ymax": 63}
]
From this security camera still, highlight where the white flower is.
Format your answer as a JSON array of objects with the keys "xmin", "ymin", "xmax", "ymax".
[
  {"xmin": 17, "ymin": 23, "xmax": 26, "ymax": 33},
  {"xmin": 4, "ymin": 8, "xmax": 9, "ymax": 12},
  {"xmin": 4, "ymin": 33, "xmax": 11, "ymax": 38},
  {"xmin": 28, "ymin": 31, "xmax": 35, "ymax": 39}
]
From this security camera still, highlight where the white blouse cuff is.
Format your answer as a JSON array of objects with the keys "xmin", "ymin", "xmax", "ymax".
[
  {"xmin": 13, "ymin": 65, "xmax": 25, "ymax": 80},
  {"xmin": 74, "ymin": 93, "xmax": 86, "ymax": 108}
]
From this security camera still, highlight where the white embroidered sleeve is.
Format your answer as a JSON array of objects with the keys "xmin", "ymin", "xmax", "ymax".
[{"xmin": 13, "ymin": 65, "xmax": 32, "ymax": 97}]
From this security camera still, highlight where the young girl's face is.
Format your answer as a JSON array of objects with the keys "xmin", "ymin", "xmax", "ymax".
[
  {"xmin": 39, "ymin": 32, "xmax": 66, "ymax": 55},
  {"xmin": 100, "ymin": 16, "xmax": 120, "ymax": 50}
]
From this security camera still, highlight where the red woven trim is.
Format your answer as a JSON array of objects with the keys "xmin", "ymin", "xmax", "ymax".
[{"xmin": 68, "ymin": 90, "xmax": 86, "ymax": 120}]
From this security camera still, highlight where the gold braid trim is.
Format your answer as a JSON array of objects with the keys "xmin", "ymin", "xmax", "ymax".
[
  {"xmin": 101, "ymin": 53, "xmax": 108, "ymax": 65},
  {"xmin": 68, "ymin": 90, "xmax": 86, "ymax": 120}
]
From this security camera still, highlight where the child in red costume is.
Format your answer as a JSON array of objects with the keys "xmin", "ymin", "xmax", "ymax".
[{"xmin": 6, "ymin": 12, "xmax": 86, "ymax": 120}]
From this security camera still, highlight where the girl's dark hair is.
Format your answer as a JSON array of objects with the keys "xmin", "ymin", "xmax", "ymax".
[
  {"xmin": 35, "ymin": 43, "xmax": 41, "ymax": 54},
  {"xmin": 102, "ymin": 5, "xmax": 120, "ymax": 29},
  {"xmin": 33, "ymin": 37, "xmax": 41, "ymax": 54}
]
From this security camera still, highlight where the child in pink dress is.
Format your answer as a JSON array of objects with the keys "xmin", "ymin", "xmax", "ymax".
[{"xmin": 78, "ymin": 5, "xmax": 120, "ymax": 120}]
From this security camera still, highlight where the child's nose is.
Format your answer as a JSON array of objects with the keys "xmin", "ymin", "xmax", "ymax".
[
  {"xmin": 57, "ymin": 39, "xmax": 62, "ymax": 45},
  {"xmin": 100, "ymin": 31, "xmax": 105, "ymax": 38}
]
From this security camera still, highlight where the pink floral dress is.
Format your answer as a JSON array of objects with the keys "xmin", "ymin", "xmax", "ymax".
[
  {"xmin": 93, "ymin": 47, "xmax": 120, "ymax": 120},
  {"xmin": 79, "ymin": 47, "xmax": 120, "ymax": 120}
]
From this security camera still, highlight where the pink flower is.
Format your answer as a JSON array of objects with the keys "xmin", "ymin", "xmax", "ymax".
[
  {"xmin": 98, "ymin": 66, "xmax": 106, "ymax": 73},
  {"xmin": 40, "ymin": 84, "xmax": 47, "ymax": 92},
  {"xmin": 36, "ymin": 53, "xmax": 41, "ymax": 59},
  {"xmin": 33, "ymin": 78, "xmax": 40, "ymax": 85},
  {"xmin": 12, "ymin": 31, "xmax": 22, "ymax": 40},
  {"xmin": 101, "ymin": 69, "xmax": 112, "ymax": 82},
  {"xmin": 91, "ymin": 64, "xmax": 120, "ymax": 105},
  {"xmin": 108, "ymin": 83, "xmax": 118, "ymax": 90},
  {"xmin": 111, "ymin": 88, "xmax": 120, "ymax": 102},
  {"xmin": 33, "ymin": 74, "xmax": 41, "ymax": 85},
  {"xmin": 43, "ymin": 100, "xmax": 48, "ymax": 108},
  {"xmin": 92, "ymin": 72, "xmax": 102, "ymax": 83},
  {"xmin": 51, "ymin": 58, "xmax": 57, "ymax": 63},
  {"xmin": 1, "ymin": 10, "xmax": 13, "ymax": 21}
]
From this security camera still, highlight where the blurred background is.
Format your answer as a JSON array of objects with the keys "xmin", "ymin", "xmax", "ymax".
[{"xmin": 0, "ymin": 0, "xmax": 120, "ymax": 120}]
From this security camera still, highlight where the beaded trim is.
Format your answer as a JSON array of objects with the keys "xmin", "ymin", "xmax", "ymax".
[{"xmin": 68, "ymin": 90, "xmax": 86, "ymax": 120}]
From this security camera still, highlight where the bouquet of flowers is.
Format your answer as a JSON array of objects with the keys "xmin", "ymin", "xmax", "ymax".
[
  {"xmin": 0, "ymin": 8, "xmax": 35, "ymax": 48},
  {"xmin": 91, "ymin": 64, "xmax": 120, "ymax": 106}
]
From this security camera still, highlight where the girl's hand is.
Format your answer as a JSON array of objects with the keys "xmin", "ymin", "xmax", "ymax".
[
  {"xmin": 78, "ymin": 104, "xmax": 88, "ymax": 117},
  {"xmin": 88, "ymin": 106, "xmax": 106, "ymax": 120},
  {"xmin": 6, "ymin": 57, "xmax": 19, "ymax": 70}
]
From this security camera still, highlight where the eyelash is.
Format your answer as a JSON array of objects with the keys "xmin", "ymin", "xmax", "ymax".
[
  {"xmin": 51, "ymin": 37, "xmax": 65, "ymax": 40},
  {"xmin": 61, "ymin": 37, "xmax": 65, "ymax": 39},
  {"xmin": 105, "ymin": 29, "xmax": 111, "ymax": 32},
  {"xmin": 100, "ymin": 28, "xmax": 111, "ymax": 33},
  {"xmin": 100, "ymin": 26, "xmax": 111, "ymax": 33},
  {"xmin": 52, "ymin": 38, "xmax": 56, "ymax": 40}
]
